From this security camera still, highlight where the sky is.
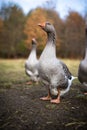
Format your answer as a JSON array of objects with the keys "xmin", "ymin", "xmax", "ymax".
[{"xmin": 0, "ymin": 0, "xmax": 86, "ymax": 19}]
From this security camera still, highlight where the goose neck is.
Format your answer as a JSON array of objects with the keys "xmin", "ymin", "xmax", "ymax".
[
  {"xmin": 47, "ymin": 32, "xmax": 56, "ymax": 44},
  {"xmin": 85, "ymin": 27, "xmax": 87, "ymax": 59},
  {"xmin": 32, "ymin": 44, "xmax": 36, "ymax": 50}
]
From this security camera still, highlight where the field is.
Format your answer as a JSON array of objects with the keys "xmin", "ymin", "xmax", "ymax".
[{"xmin": 0, "ymin": 59, "xmax": 87, "ymax": 130}]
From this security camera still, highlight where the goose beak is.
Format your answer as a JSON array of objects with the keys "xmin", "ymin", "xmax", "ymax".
[
  {"xmin": 38, "ymin": 22, "xmax": 45, "ymax": 28},
  {"xmin": 32, "ymin": 38, "xmax": 37, "ymax": 45},
  {"xmin": 32, "ymin": 38, "xmax": 36, "ymax": 43}
]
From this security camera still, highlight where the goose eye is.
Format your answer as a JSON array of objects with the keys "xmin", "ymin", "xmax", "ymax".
[{"xmin": 46, "ymin": 22, "xmax": 51, "ymax": 25}]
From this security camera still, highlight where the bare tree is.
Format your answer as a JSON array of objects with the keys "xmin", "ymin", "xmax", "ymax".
[{"xmin": 43, "ymin": 0, "xmax": 58, "ymax": 10}]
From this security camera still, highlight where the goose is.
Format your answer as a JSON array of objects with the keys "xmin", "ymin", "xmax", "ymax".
[
  {"xmin": 78, "ymin": 25, "xmax": 87, "ymax": 94},
  {"xmin": 25, "ymin": 38, "xmax": 39, "ymax": 84},
  {"xmin": 38, "ymin": 22, "xmax": 77, "ymax": 104}
]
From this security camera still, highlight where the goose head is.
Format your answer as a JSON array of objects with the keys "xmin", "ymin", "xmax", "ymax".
[
  {"xmin": 38, "ymin": 22, "xmax": 56, "ymax": 34},
  {"xmin": 31, "ymin": 38, "xmax": 37, "ymax": 48},
  {"xmin": 38, "ymin": 22, "xmax": 56, "ymax": 43}
]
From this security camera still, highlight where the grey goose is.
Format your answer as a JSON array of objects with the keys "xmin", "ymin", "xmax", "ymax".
[
  {"xmin": 38, "ymin": 22, "xmax": 77, "ymax": 104},
  {"xmin": 25, "ymin": 38, "xmax": 39, "ymax": 84},
  {"xmin": 78, "ymin": 25, "xmax": 87, "ymax": 94}
]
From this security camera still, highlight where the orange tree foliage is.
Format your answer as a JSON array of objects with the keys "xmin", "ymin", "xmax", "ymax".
[
  {"xmin": 24, "ymin": 8, "xmax": 62, "ymax": 53},
  {"xmin": 24, "ymin": 8, "xmax": 47, "ymax": 50}
]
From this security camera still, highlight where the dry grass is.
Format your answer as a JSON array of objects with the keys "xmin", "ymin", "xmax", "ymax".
[
  {"xmin": 0, "ymin": 59, "xmax": 87, "ymax": 130},
  {"xmin": 0, "ymin": 58, "xmax": 80, "ymax": 88},
  {"xmin": 0, "ymin": 59, "xmax": 29, "ymax": 88},
  {"xmin": 61, "ymin": 59, "xmax": 80, "ymax": 76}
]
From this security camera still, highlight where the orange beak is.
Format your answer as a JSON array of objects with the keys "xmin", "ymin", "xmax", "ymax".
[{"xmin": 38, "ymin": 22, "xmax": 45, "ymax": 28}]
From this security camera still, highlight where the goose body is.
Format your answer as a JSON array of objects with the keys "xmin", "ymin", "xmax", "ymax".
[
  {"xmin": 38, "ymin": 22, "xmax": 76, "ymax": 103},
  {"xmin": 78, "ymin": 27, "xmax": 87, "ymax": 93},
  {"xmin": 25, "ymin": 38, "xmax": 39, "ymax": 83},
  {"xmin": 78, "ymin": 59, "xmax": 87, "ymax": 86}
]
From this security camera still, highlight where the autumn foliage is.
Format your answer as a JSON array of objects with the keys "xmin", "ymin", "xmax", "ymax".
[{"xmin": 0, "ymin": 3, "xmax": 86, "ymax": 58}]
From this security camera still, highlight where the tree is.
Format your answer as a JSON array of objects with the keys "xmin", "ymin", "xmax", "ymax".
[
  {"xmin": 24, "ymin": 8, "xmax": 47, "ymax": 52},
  {"xmin": 62, "ymin": 11, "xmax": 85, "ymax": 58},
  {"xmin": 45, "ymin": 9, "xmax": 65, "ymax": 53},
  {"xmin": 0, "ymin": 3, "xmax": 26, "ymax": 58},
  {"xmin": 24, "ymin": 7, "xmax": 63, "ymax": 56},
  {"xmin": 43, "ymin": 0, "xmax": 58, "ymax": 10}
]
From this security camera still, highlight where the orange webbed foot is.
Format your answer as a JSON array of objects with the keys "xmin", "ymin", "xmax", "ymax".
[
  {"xmin": 50, "ymin": 99, "xmax": 60, "ymax": 104},
  {"xmin": 84, "ymin": 92, "xmax": 87, "ymax": 95},
  {"xmin": 26, "ymin": 81, "xmax": 32, "ymax": 85},
  {"xmin": 40, "ymin": 96, "xmax": 51, "ymax": 101}
]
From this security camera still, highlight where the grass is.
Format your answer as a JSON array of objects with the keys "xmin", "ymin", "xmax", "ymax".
[
  {"xmin": 0, "ymin": 58, "xmax": 80, "ymax": 89},
  {"xmin": 62, "ymin": 58, "xmax": 80, "ymax": 76},
  {"xmin": 0, "ymin": 59, "xmax": 87, "ymax": 130},
  {"xmin": 0, "ymin": 59, "xmax": 29, "ymax": 88}
]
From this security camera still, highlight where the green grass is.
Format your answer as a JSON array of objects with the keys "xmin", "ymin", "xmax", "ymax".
[
  {"xmin": 0, "ymin": 59, "xmax": 80, "ymax": 88},
  {"xmin": 61, "ymin": 59, "xmax": 80, "ymax": 76},
  {"xmin": 0, "ymin": 59, "xmax": 29, "ymax": 88},
  {"xmin": 62, "ymin": 59, "xmax": 80, "ymax": 84}
]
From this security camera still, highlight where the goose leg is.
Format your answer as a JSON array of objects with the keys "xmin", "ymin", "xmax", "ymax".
[
  {"xmin": 26, "ymin": 81, "xmax": 32, "ymax": 85},
  {"xmin": 40, "ymin": 88, "xmax": 51, "ymax": 100},
  {"xmin": 26, "ymin": 80, "xmax": 37, "ymax": 85},
  {"xmin": 50, "ymin": 89, "xmax": 60, "ymax": 104},
  {"xmin": 84, "ymin": 92, "xmax": 87, "ymax": 95}
]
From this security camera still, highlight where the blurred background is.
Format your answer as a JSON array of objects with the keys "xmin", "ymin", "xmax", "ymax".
[{"xmin": 0, "ymin": 0, "xmax": 87, "ymax": 59}]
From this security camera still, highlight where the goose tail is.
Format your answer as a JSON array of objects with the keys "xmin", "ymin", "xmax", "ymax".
[
  {"xmin": 60, "ymin": 76, "xmax": 77, "ymax": 96},
  {"xmin": 71, "ymin": 76, "xmax": 77, "ymax": 81}
]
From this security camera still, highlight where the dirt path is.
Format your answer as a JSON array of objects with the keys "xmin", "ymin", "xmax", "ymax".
[{"xmin": 0, "ymin": 84, "xmax": 87, "ymax": 130}]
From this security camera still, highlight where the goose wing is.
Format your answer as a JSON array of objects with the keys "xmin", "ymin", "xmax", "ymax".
[{"xmin": 60, "ymin": 61, "xmax": 72, "ymax": 79}]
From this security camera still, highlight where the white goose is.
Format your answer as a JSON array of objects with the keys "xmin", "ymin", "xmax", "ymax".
[
  {"xmin": 38, "ymin": 22, "xmax": 77, "ymax": 104},
  {"xmin": 78, "ymin": 25, "xmax": 87, "ymax": 94},
  {"xmin": 25, "ymin": 38, "xmax": 39, "ymax": 84}
]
